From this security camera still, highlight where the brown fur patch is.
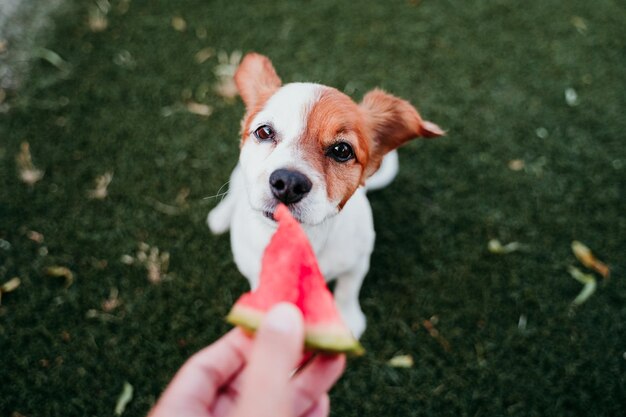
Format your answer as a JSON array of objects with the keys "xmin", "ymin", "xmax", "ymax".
[
  {"xmin": 239, "ymin": 90, "xmax": 276, "ymax": 146},
  {"xmin": 300, "ymin": 87, "xmax": 370, "ymax": 208},
  {"xmin": 234, "ymin": 53, "xmax": 281, "ymax": 109},
  {"xmin": 234, "ymin": 53, "xmax": 282, "ymax": 145},
  {"xmin": 359, "ymin": 88, "xmax": 444, "ymax": 176}
]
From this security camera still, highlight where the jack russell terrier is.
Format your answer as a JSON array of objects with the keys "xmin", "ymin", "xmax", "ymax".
[{"xmin": 208, "ymin": 53, "xmax": 443, "ymax": 338}]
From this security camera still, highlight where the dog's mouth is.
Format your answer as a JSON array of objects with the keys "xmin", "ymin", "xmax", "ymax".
[
  {"xmin": 262, "ymin": 204, "xmax": 304, "ymax": 223},
  {"xmin": 262, "ymin": 210, "xmax": 275, "ymax": 221}
]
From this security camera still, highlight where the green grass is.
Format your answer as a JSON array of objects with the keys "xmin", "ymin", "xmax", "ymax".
[{"xmin": 1, "ymin": 0, "xmax": 625, "ymax": 416}]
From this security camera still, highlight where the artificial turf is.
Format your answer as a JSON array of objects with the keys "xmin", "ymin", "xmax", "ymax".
[{"xmin": 1, "ymin": 0, "xmax": 625, "ymax": 416}]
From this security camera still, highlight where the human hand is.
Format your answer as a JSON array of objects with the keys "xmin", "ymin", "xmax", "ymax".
[{"xmin": 148, "ymin": 303, "xmax": 346, "ymax": 417}]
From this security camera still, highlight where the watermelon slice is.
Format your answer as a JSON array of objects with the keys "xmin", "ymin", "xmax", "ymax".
[{"xmin": 226, "ymin": 204, "xmax": 364, "ymax": 355}]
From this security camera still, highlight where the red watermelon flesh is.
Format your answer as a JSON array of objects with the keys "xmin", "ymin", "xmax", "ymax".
[{"xmin": 226, "ymin": 204, "xmax": 364, "ymax": 355}]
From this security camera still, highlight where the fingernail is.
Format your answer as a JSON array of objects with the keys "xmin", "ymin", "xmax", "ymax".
[{"xmin": 264, "ymin": 303, "xmax": 302, "ymax": 334}]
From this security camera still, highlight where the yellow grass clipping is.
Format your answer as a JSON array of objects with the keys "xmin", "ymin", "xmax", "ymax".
[{"xmin": 571, "ymin": 241, "xmax": 610, "ymax": 279}]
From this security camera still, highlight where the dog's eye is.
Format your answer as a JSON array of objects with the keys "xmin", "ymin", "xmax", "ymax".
[
  {"xmin": 253, "ymin": 125, "xmax": 275, "ymax": 141},
  {"xmin": 327, "ymin": 142, "xmax": 355, "ymax": 162}
]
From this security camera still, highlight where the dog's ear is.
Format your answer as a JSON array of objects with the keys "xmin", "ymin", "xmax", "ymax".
[
  {"xmin": 360, "ymin": 88, "xmax": 444, "ymax": 176},
  {"xmin": 234, "ymin": 53, "xmax": 282, "ymax": 110}
]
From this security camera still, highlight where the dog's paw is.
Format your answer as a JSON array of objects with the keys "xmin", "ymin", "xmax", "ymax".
[
  {"xmin": 207, "ymin": 207, "xmax": 231, "ymax": 235},
  {"xmin": 339, "ymin": 304, "xmax": 367, "ymax": 339}
]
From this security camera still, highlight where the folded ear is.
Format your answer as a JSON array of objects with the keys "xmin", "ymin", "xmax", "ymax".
[
  {"xmin": 234, "ymin": 53, "xmax": 282, "ymax": 110},
  {"xmin": 360, "ymin": 88, "xmax": 444, "ymax": 176}
]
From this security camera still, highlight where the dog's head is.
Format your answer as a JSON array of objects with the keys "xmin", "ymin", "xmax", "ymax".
[{"xmin": 234, "ymin": 53, "xmax": 443, "ymax": 225}]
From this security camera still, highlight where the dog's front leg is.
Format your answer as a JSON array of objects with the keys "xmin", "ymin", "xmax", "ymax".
[
  {"xmin": 333, "ymin": 262, "xmax": 369, "ymax": 339},
  {"xmin": 207, "ymin": 164, "xmax": 242, "ymax": 235}
]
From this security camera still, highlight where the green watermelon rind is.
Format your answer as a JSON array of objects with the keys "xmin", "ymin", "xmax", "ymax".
[{"xmin": 227, "ymin": 305, "xmax": 365, "ymax": 356}]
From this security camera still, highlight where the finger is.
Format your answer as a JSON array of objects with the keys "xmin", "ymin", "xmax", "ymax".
[
  {"xmin": 292, "ymin": 354, "xmax": 345, "ymax": 415},
  {"xmin": 232, "ymin": 303, "xmax": 305, "ymax": 417},
  {"xmin": 245, "ymin": 302, "xmax": 305, "ymax": 378},
  {"xmin": 301, "ymin": 394, "xmax": 330, "ymax": 417},
  {"xmin": 150, "ymin": 328, "xmax": 253, "ymax": 416}
]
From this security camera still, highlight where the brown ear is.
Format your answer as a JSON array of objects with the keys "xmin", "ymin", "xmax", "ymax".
[
  {"xmin": 360, "ymin": 88, "xmax": 444, "ymax": 176},
  {"xmin": 234, "ymin": 53, "xmax": 282, "ymax": 110}
]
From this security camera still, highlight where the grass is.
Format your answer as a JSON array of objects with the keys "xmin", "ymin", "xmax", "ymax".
[{"xmin": 1, "ymin": 0, "xmax": 625, "ymax": 416}]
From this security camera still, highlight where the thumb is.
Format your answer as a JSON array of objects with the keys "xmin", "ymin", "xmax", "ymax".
[{"xmin": 232, "ymin": 302, "xmax": 305, "ymax": 417}]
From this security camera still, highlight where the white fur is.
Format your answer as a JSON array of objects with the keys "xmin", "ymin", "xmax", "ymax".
[
  {"xmin": 208, "ymin": 82, "xmax": 399, "ymax": 338},
  {"xmin": 365, "ymin": 149, "xmax": 399, "ymax": 191}
]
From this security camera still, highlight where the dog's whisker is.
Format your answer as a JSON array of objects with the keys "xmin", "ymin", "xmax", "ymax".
[
  {"xmin": 215, "ymin": 180, "xmax": 231, "ymax": 196},
  {"xmin": 203, "ymin": 181, "xmax": 230, "ymax": 200},
  {"xmin": 202, "ymin": 191, "xmax": 228, "ymax": 200}
]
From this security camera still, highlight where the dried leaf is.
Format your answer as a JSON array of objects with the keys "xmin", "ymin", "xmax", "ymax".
[
  {"xmin": 175, "ymin": 187, "xmax": 190, "ymax": 206},
  {"xmin": 0, "ymin": 277, "xmax": 21, "ymax": 304},
  {"xmin": 125, "ymin": 243, "xmax": 171, "ymax": 283},
  {"xmin": 27, "ymin": 230, "xmax": 45, "ymax": 243},
  {"xmin": 0, "ymin": 39, "xmax": 7, "ymax": 54},
  {"xmin": 214, "ymin": 50, "xmax": 242, "ymax": 100},
  {"xmin": 33, "ymin": 48, "xmax": 71, "ymax": 73},
  {"xmin": 86, "ymin": 309, "xmax": 119, "ymax": 322},
  {"xmin": 147, "ymin": 197, "xmax": 183, "ymax": 215},
  {"xmin": 102, "ymin": 288, "xmax": 121, "ymax": 312},
  {"xmin": 87, "ymin": 171, "xmax": 113, "ymax": 200},
  {"xmin": 571, "ymin": 241, "xmax": 610, "ymax": 278},
  {"xmin": 185, "ymin": 101, "xmax": 213, "ymax": 117},
  {"xmin": 571, "ymin": 16, "xmax": 587, "ymax": 34},
  {"xmin": 422, "ymin": 318, "xmax": 451, "ymax": 352},
  {"xmin": 160, "ymin": 105, "xmax": 179, "ymax": 117},
  {"xmin": 88, "ymin": 8, "xmax": 108, "ymax": 32},
  {"xmin": 45, "ymin": 266, "xmax": 74, "ymax": 288},
  {"xmin": 0, "ymin": 239, "xmax": 12, "ymax": 251},
  {"xmin": 214, "ymin": 80, "xmax": 238, "ymax": 100},
  {"xmin": 565, "ymin": 88, "xmax": 579, "ymax": 106},
  {"xmin": 535, "ymin": 127, "xmax": 549, "ymax": 139},
  {"xmin": 113, "ymin": 50, "xmax": 136, "ymax": 69},
  {"xmin": 387, "ymin": 354, "xmax": 414, "ymax": 368},
  {"xmin": 147, "ymin": 248, "xmax": 170, "ymax": 284},
  {"xmin": 114, "ymin": 382, "xmax": 134, "ymax": 415},
  {"xmin": 194, "ymin": 47, "xmax": 214, "ymax": 64},
  {"xmin": 488, "ymin": 239, "xmax": 522, "ymax": 254},
  {"xmin": 147, "ymin": 187, "xmax": 190, "ymax": 215},
  {"xmin": 568, "ymin": 266, "xmax": 597, "ymax": 307},
  {"xmin": 171, "ymin": 16, "xmax": 187, "ymax": 32},
  {"xmin": 19, "ymin": 167, "xmax": 45, "ymax": 185},
  {"xmin": 16, "ymin": 142, "xmax": 44, "ymax": 186},
  {"xmin": 568, "ymin": 266, "xmax": 595, "ymax": 285},
  {"xmin": 1, "ymin": 277, "xmax": 21, "ymax": 293},
  {"xmin": 120, "ymin": 254, "xmax": 134, "ymax": 265},
  {"xmin": 508, "ymin": 159, "xmax": 525, "ymax": 171}
]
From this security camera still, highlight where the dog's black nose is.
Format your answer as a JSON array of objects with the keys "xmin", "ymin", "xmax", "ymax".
[{"xmin": 269, "ymin": 169, "xmax": 312, "ymax": 204}]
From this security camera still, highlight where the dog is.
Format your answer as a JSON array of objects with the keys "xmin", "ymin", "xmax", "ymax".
[{"xmin": 208, "ymin": 53, "xmax": 443, "ymax": 338}]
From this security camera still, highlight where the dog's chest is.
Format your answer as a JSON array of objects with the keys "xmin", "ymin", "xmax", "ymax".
[{"xmin": 230, "ymin": 189, "xmax": 375, "ymax": 286}]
